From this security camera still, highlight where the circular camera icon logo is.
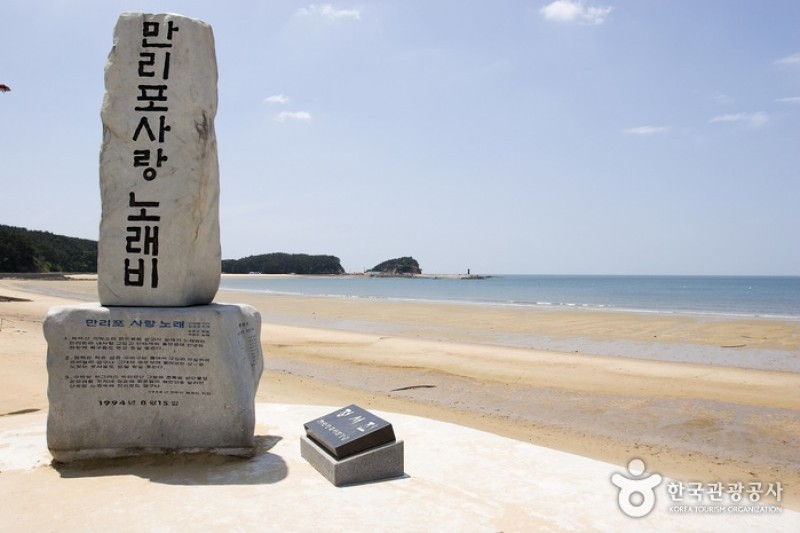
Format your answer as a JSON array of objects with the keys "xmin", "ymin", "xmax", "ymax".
[{"xmin": 611, "ymin": 458, "xmax": 663, "ymax": 518}]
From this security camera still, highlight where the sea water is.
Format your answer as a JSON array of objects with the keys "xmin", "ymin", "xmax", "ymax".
[
  {"xmin": 219, "ymin": 274, "xmax": 800, "ymax": 371},
  {"xmin": 220, "ymin": 275, "xmax": 800, "ymax": 319}
]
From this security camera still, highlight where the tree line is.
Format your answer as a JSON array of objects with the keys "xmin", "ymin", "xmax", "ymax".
[
  {"xmin": 222, "ymin": 253, "xmax": 345, "ymax": 275},
  {"xmin": 0, "ymin": 224, "xmax": 419, "ymax": 276},
  {"xmin": 0, "ymin": 224, "xmax": 97, "ymax": 273}
]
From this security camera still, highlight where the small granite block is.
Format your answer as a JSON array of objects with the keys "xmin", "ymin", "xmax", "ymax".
[
  {"xmin": 300, "ymin": 435, "xmax": 404, "ymax": 487},
  {"xmin": 303, "ymin": 404, "xmax": 395, "ymax": 459},
  {"xmin": 45, "ymin": 303, "xmax": 263, "ymax": 462}
]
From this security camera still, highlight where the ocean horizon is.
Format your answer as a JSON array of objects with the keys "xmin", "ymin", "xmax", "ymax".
[{"xmin": 220, "ymin": 274, "xmax": 800, "ymax": 320}]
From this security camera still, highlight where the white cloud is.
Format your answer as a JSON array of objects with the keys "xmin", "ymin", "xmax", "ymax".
[
  {"xmin": 540, "ymin": 1, "xmax": 612, "ymax": 25},
  {"xmin": 541, "ymin": 0, "xmax": 582, "ymax": 21},
  {"xmin": 264, "ymin": 94, "xmax": 289, "ymax": 105},
  {"xmin": 712, "ymin": 92, "xmax": 734, "ymax": 105},
  {"xmin": 709, "ymin": 112, "xmax": 768, "ymax": 128},
  {"xmin": 275, "ymin": 111, "xmax": 312, "ymax": 123},
  {"xmin": 297, "ymin": 4, "xmax": 361, "ymax": 21},
  {"xmin": 777, "ymin": 96, "xmax": 800, "ymax": 104},
  {"xmin": 624, "ymin": 125, "xmax": 669, "ymax": 136},
  {"xmin": 774, "ymin": 52, "xmax": 800, "ymax": 66}
]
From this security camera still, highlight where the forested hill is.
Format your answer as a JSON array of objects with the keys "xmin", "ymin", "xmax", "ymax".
[
  {"xmin": 222, "ymin": 253, "xmax": 345, "ymax": 275},
  {"xmin": 0, "ymin": 224, "xmax": 97, "ymax": 273},
  {"xmin": 0, "ymin": 224, "xmax": 347, "ymax": 275},
  {"xmin": 369, "ymin": 256, "xmax": 422, "ymax": 275}
]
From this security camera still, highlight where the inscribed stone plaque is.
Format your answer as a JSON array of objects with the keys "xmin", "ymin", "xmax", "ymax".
[
  {"xmin": 304, "ymin": 404, "xmax": 396, "ymax": 459},
  {"xmin": 45, "ymin": 303, "xmax": 264, "ymax": 462},
  {"xmin": 98, "ymin": 13, "xmax": 221, "ymax": 306}
]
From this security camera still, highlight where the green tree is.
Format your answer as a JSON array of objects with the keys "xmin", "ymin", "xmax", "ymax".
[
  {"xmin": 369, "ymin": 256, "xmax": 421, "ymax": 275},
  {"xmin": 0, "ymin": 227, "xmax": 38, "ymax": 272},
  {"xmin": 0, "ymin": 224, "xmax": 97, "ymax": 273},
  {"xmin": 222, "ymin": 253, "xmax": 345, "ymax": 275}
]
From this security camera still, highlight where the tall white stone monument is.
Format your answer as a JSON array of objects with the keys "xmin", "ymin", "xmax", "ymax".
[
  {"xmin": 97, "ymin": 13, "xmax": 220, "ymax": 307},
  {"xmin": 45, "ymin": 13, "xmax": 264, "ymax": 462}
]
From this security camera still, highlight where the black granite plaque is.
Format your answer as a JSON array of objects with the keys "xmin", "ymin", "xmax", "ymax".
[{"xmin": 303, "ymin": 404, "xmax": 396, "ymax": 459}]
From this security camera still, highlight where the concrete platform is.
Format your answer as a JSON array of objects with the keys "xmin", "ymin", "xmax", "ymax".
[{"xmin": 1, "ymin": 403, "xmax": 797, "ymax": 531}]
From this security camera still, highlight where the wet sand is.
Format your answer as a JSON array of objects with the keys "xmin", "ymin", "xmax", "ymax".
[{"xmin": 2, "ymin": 276, "xmax": 798, "ymax": 508}]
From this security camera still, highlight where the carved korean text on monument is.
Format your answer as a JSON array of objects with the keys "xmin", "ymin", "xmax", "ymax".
[
  {"xmin": 46, "ymin": 12, "xmax": 264, "ymax": 463},
  {"xmin": 46, "ymin": 303, "xmax": 264, "ymax": 460},
  {"xmin": 64, "ymin": 317, "xmax": 211, "ymax": 405},
  {"xmin": 98, "ymin": 13, "xmax": 220, "ymax": 307},
  {"xmin": 51, "ymin": 306, "xmax": 262, "ymax": 405},
  {"xmin": 304, "ymin": 404, "xmax": 397, "ymax": 459},
  {"xmin": 125, "ymin": 19, "xmax": 178, "ymax": 289}
]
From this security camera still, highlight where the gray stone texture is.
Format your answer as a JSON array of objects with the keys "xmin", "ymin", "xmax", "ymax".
[
  {"xmin": 45, "ymin": 303, "xmax": 264, "ymax": 462},
  {"xmin": 300, "ymin": 435, "xmax": 405, "ymax": 487},
  {"xmin": 98, "ymin": 13, "xmax": 221, "ymax": 306}
]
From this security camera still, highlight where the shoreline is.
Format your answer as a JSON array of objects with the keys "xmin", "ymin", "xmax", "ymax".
[
  {"xmin": 8, "ymin": 272, "xmax": 800, "ymax": 320},
  {"xmin": 218, "ymin": 273, "xmax": 800, "ymax": 321},
  {"xmin": 2, "ymin": 278, "xmax": 799, "ymax": 509},
  {"xmin": 4, "ymin": 276, "xmax": 800, "ymax": 372},
  {"xmin": 217, "ymin": 286, "xmax": 800, "ymax": 373},
  {"xmin": 220, "ymin": 283, "xmax": 800, "ymax": 322}
]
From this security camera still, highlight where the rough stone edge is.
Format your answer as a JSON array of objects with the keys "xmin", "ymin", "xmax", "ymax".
[{"xmin": 50, "ymin": 446, "xmax": 255, "ymax": 464}]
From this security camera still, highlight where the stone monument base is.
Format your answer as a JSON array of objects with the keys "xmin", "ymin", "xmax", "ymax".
[
  {"xmin": 300, "ymin": 435, "xmax": 405, "ymax": 487},
  {"xmin": 44, "ymin": 303, "xmax": 264, "ymax": 463},
  {"xmin": 50, "ymin": 444, "xmax": 257, "ymax": 464}
]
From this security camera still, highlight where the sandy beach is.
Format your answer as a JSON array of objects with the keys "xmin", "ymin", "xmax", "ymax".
[{"xmin": 1, "ymin": 275, "xmax": 799, "ymax": 511}]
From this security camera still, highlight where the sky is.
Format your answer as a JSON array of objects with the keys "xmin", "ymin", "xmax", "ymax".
[{"xmin": 1, "ymin": 1, "xmax": 799, "ymax": 275}]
